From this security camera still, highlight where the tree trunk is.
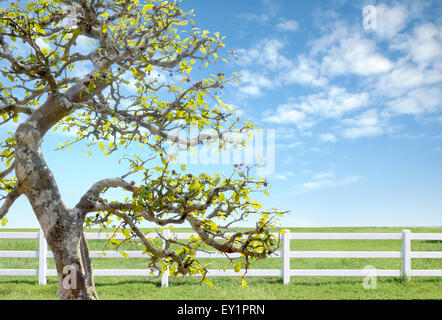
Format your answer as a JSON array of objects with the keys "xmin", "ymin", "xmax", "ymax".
[
  {"xmin": 80, "ymin": 231, "xmax": 99, "ymax": 299},
  {"xmin": 45, "ymin": 218, "xmax": 97, "ymax": 300},
  {"xmin": 14, "ymin": 97, "xmax": 98, "ymax": 299},
  {"xmin": 45, "ymin": 219, "xmax": 98, "ymax": 300}
]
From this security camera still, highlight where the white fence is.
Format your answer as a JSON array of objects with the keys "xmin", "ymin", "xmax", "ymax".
[{"xmin": 0, "ymin": 229, "xmax": 441, "ymax": 287}]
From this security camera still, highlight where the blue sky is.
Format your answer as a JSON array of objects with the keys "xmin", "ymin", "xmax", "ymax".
[{"xmin": 1, "ymin": 0, "xmax": 442, "ymax": 228}]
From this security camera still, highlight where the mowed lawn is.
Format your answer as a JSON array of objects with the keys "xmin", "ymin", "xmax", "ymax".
[{"xmin": 0, "ymin": 227, "xmax": 441, "ymax": 300}]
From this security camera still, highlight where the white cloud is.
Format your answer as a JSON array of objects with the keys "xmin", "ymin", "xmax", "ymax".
[
  {"xmin": 391, "ymin": 23, "xmax": 442, "ymax": 65},
  {"xmin": 301, "ymin": 175, "xmax": 361, "ymax": 191},
  {"xmin": 319, "ymin": 133, "xmax": 337, "ymax": 143},
  {"xmin": 236, "ymin": 13, "xmax": 269, "ymax": 23},
  {"xmin": 237, "ymin": 4, "xmax": 442, "ymax": 143},
  {"xmin": 266, "ymin": 105, "xmax": 306, "ymax": 125},
  {"xmin": 298, "ymin": 87, "xmax": 369, "ymax": 118},
  {"xmin": 264, "ymin": 87, "xmax": 370, "ymax": 131},
  {"xmin": 373, "ymin": 3, "xmax": 409, "ymax": 40},
  {"xmin": 321, "ymin": 36, "xmax": 393, "ymax": 76},
  {"xmin": 341, "ymin": 109, "xmax": 384, "ymax": 139},
  {"xmin": 387, "ymin": 87, "xmax": 442, "ymax": 115},
  {"xmin": 236, "ymin": 39, "xmax": 290, "ymax": 70},
  {"xmin": 235, "ymin": 0, "xmax": 280, "ymax": 24},
  {"xmin": 342, "ymin": 126, "xmax": 383, "ymax": 139},
  {"xmin": 284, "ymin": 55, "xmax": 328, "ymax": 87},
  {"xmin": 277, "ymin": 19, "xmax": 299, "ymax": 32},
  {"xmin": 313, "ymin": 172, "xmax": 334, "ymax": 180},
  {"xmin": 273, "ymin": 171, "xmax": 295, "ymax": 181},
  {"xmin": 277, "ymin": 141, "xmax": 303, "ymax": 150},
  {"xmin": 237, "ymin": 70, "xmax": 274, "ymax": 97}
]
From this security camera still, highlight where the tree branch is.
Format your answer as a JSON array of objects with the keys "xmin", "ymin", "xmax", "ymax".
[
  {"xmin": 0, "ymin": 161, "xmax": 15, "ymax": 180},
  {"xmin": 0, "ymin": 186, "xmax": 21, "ymax": 221},
  {"xmin": 75, "ymin": 177, "xmax": 136, "ymax": 213}
]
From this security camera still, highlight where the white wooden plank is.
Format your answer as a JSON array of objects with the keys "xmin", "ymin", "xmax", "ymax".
[
  {"xmin": 401, "ymin": 230, "xmax": 411, "ymax": 281},
  {"xmin": 89, "ymin": 251, "xmax": 146, "ymax": 258},
  {"xmin": 0, "ymin": 251, "xmax": 39, "ymax": 258},
  {"xmin": 47, "ymin": 269, "xmax": 57, "ymax": 276},
  {"xmin": 410, "ymin": 270, "xmax": 442, "ymax": 277},
  {"xmin": 411, "ymin": 252, "xmax": 442, "ymax": 258},
  {"xmin": 290, "ymin": 269, "xmax": 401, "ymax": 277},
  {"xmin": 161, "ymin": 229, "xmax": 170, "ymax": 288},
  {"xmin": 90, "ymin": 269, "xmax": 154, "ymax": 276},
  {"xmin": 290, "ymin": 251, "xmax": 401, "ymax": 258},
  {"xmin": 0, "ymin": 232, "xmax": 39, "ymax": 239},
  {"xmin": 282, "ymin": 230, "xmax": 291, "ymax": 284},
  {"xmin": 196, "ymin": 252, "xmax": 242, "ymax": 258},
  {"xmin": 44, "ymin": 251, "xmax": 281, "ymax": 259},
  {"xmin": 196, "ymin": 251, "xmax": 281, "ymax": 258},
  {"xmin": 0, "ymin": 269, "xmax": 38, "ymax": 276},
  {"xmin": 174, "ymin": 232, "xmax": 280, "ymax": 240},
  {"xmin": 410, "ymin": 233, "xmax": 442, "ymax": 240},
  {"xmin": 38, "ymin": 230, "xmax": 47, "ymax": 285},
  {"xmin": 290, "ymin": 233, "xmax": 402, "ymax": 240},
  {"xmin": 45, "ymin": 269, "xmax": 282, "ymax": 277},
  {"xmin": 2, "ymin": 230, "xmax": 442, "ymax": 285},
  {"xmin": 197, "ymin": 269, "xmax": 282, "ymax": 277},
  {"xmin": 84, "ymin": 233, "xmax": 157, "ymax": 240}
]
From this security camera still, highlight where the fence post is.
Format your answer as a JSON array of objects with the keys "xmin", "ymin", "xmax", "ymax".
[
  {"xmin": 38, "ymin": 229, "xmax": 47, "ymax": 285},
  {"xmin": 401, "ymin": 229, "xmax": 411, "ymax": 281},
  {"xmin": 282, "ymin": 229, "xmax": 291, "ymax": 284},
  {"xmin": 161, "ymin": 229, "xmax": 170, "ymax": 288}
]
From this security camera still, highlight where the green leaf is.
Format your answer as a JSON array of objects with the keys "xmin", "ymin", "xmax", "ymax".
[
  {"xmin": 202, "ymin": 278, "xmax": 214, "ymax": 287},
  {"xmin": 197, "ymin": 92, "xmax": 204, "ymax": 106},
  {"xmin": 250, "ymin": 201, "xmax": 262, "ymax": 209},
  {"xmin": 122, "ymin": 229, "xmax": 131, "ymax": 239},
  {"xmin": 168, "ymin": 86, "xmax": 180, "ymax": 93},
  {"xmin": 142, "ymin": 4, "xmax": 154, "ymax": 15},
  {"xmin": 34, "ymin": 24, "xmax": 45, "ymax": 35}
]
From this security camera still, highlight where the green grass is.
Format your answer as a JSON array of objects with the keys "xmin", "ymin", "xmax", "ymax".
[{"xmin": 0, "ymin": 227, "xmax": 441, "ymax": 300}]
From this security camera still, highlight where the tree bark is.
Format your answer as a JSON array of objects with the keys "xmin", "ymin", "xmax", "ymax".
[
  {"xmin": 47, "ymin": 218, "xmax": 96, "ymax": 300},
  {"xmin": 80, "ymin": 231, "xmax": 99, "ymax": 299},
  {"xmin": 14, "ymin": 96, "xmax": 97, "ymax": 300}
]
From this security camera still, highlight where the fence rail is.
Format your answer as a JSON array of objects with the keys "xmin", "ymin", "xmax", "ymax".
[{"xmin": 0, "ymin": 229, "xmax": 441, "ymax": 287}]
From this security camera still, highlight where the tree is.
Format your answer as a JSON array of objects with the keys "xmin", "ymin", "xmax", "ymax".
[{"xmin": 0, "ymin": 0, "xmax": 286, "ymax": 300}]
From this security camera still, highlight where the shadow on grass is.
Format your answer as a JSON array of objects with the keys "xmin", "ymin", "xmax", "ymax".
[
  {"xmin": 95, "ymin": 278, "xmax": 163, "ymax": 288},
  {"xmin": 1, "ymin": 276, "xmax": 438, "ymax": 291},
  {"xmin": 0, "ymin": 278, "xmax": 40, "ymax": 285}
]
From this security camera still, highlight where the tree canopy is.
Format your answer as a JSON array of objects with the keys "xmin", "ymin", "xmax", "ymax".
[{"xmin": 0, "ymin": 0, "xmax": 286, "ymax": 298}]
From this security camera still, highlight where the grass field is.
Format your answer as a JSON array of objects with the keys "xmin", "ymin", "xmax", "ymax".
[{"xmin": 0, "ymin": 227, "xmax": 441, "ymax": 300}]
